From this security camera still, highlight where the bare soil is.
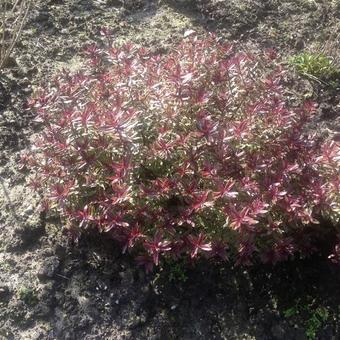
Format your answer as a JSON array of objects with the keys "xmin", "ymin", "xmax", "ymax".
[{"xmin": 0, "ymin": 1, "xmax": 339, "ymax": 339}]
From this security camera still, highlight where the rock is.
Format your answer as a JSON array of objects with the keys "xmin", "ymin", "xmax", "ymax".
[
  {"xmin": 23, "ymin": 205, "xmax": 34, "ymax": 216},
  {"xmin": 64, "ymin": 331, "xmax": 74, "ymax": 340},
  {"xmin": 119, "ymin": 269, "xmax": 134, "ymax": 285},
  {"xmin": 141, "ymin": 284, "xmax": 150, "ymax": 294},
  {"xmin": 48, "ymin": 0, "xmax": 63, "ymax": 4},
  {"xmin": 1, "ymin": 57, "xmax": 17, "ymax": 68},
  {"xmin": 77, "ymin": 295, "xmax": 91, "ymax": 310},
  {"xmin": 106, "ymin": 0, "xmax": 123, "ymax": 6},
  {"xmin": 291, "ymin": 328, "xmax": 308, "ymax": 340},
  {"xmin": 78, "ymin": 315, "xmax": 92, "ymax": 329},
  {"xmin": 40, "ymin": 247, "xmax": 54, "ymax": 257},
  {"xmin": 37, "ymin": 256, "xmax": 60, "ymax": 279},
  {"xmin": 271, "ymin": 323, "xmax": 286, "ymax": 339},
  {"xmin": 236, "ymin": 300, "xmax": 248, "ymax": 316},
  {"xmin": 137, "ymin": 269, "xmax": 146, "ymax": 282},
  {"xmin": 35, "ymin": 11, "xmax": 50, "ymax": 23},
  {"xmin": 36, "ymin": 303, "xmax": 51, "ymax": 319},
  {"xmin": 0, "ymin": 81, "xmax": 10, "ymax": 108},
  {"xmin": 0, "ymin": 284, "xmax": 10, "ymax": 302},
  {"xmin": 11, "ymin": 223, "xmax": 45, "ymax": 251},
  {"xmin": 38, "ymin": 282, "xmax": 55, "ymax": 305},
  {"xmin": 22, "ymin": 87, "xmax": 32, "ymax": 95}
]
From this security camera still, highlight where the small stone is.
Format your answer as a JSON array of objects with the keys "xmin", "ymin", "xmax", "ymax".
[
  {"xmin": 0, "ymin": 284, "xmax": 10, "ymax": 301},
  {"xmin": 36, "ymin": 303, "xmax": 51, "ymax": 318},
  {"xmin": 292, "ymin": 328, "xmax": 307, "ymax": 340},
  {"xmin": 119, "ymin": 269, "xmax": 134, "ymax": 285},
  {"xmin": 106, "ymin": 0, "xmax": 122, "ymax": 5},
  {"xmin": 2, "ymin": 56, "xmax": 17, "ymax": 68},
  {"xmin": 24, "ymin": 205, "xmax": 34, "ymax": 215},
  {"xmin": 35, "ymin": 11, "xmax": 50, "ymax": 23},
  {"xmin": 48, "ymin": 0, "xmax": 63, "ymax": 4},
  {"xmin": 137, "ymin": 269, "xmax": 146, "ymax": 281},
  {"xmin": 141, "ymin": 285, "xmax": 149, "ymax": 294},
  {"xmin": 271, "ymin": 323, "xmax": 286, "ymax": 339},
  {"xmin": 37, "ymin": 256, "xmax": 60, "ymax": 279},
  {"xmin": 77, "ymin": 295, "xmax": 91, "ymax": 309},
  {"xmin": 22, "ymin": 87, "xmax": 32, "ymax": 95}
]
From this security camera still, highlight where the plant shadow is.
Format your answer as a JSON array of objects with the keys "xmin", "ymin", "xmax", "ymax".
[{"xmin": 48, "ymin": 230, "xmax": 340, "ymax": 339}]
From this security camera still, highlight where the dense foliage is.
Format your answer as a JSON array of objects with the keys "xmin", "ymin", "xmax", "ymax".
[{"xmin": 24, "ymin": 34, "xmax": 340, "ymax": 271}]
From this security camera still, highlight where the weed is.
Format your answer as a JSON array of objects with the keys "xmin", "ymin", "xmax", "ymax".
[
  {"xmin": 167, "ymin": 261, "xmax": 188, "ymax": 283},
  {"xmin": 283, "ymin": 298, "xmax": 330, "ymax": 340},
  {"xmin": 17, "ymin": 286, "xmax": 38, "ymax": 306},
  {"xmin": 305, "ymin": 307, "xmax": 329, "ymax": 339},
  {"xmin": 283, "ymin": 304, "xmax": 299, "ymax": 318},
  {"xmin": 290, "ymin": 52, "xmax": 340, "ymax": 87},
  {"xmin": 0, "ymin": 260, "xmax": 12, "ymax": 272}
]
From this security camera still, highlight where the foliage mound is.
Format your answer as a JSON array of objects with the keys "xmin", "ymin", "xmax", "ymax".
[{"xmin": 24, "ymin": 34, "xmax": 340, "ymax": 271}]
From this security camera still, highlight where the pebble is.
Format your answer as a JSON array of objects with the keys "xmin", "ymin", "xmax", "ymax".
[
  {"xmin": 0, "ymin": 284, "xmax": 10, "ymax": 301},
  {"xmin": 37, "ymin": 256, "xmax": 60, "ymax": 279},
  {"xmin": 24, "ymin": 205, "xmax": 34, "ymax": 216},
  {"xmin": 271, "ymin": 323, "xmax": 286, "ymax": 339},
  {"xmin": 119, "ymin": 269, "xmax": 134, "ymax": 285}
]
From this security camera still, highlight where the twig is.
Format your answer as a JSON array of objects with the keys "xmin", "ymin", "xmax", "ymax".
[{"xmin": 56, "ymin": 273, "xmax": 70, "ymax": 280}]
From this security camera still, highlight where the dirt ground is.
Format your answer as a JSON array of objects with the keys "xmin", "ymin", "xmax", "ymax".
[{"xmin": 0, "ymin": 1, "xmax": 340, "ymax": 339}]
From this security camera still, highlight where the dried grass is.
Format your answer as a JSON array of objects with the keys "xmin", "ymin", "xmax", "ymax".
[{"xmin": 0, "ymin": 0, "xmax": 31, "ymax": 70}]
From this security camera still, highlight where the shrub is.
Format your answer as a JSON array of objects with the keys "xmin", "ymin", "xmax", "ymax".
[{"xmin": 24, "ymin": 34, "xmax": 340, "ymax": 271}]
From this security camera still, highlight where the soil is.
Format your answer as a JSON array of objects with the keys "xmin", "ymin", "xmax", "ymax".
[{"xmin": 0, "ymin": 1, "xmax": 339, "ymax": 339}]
